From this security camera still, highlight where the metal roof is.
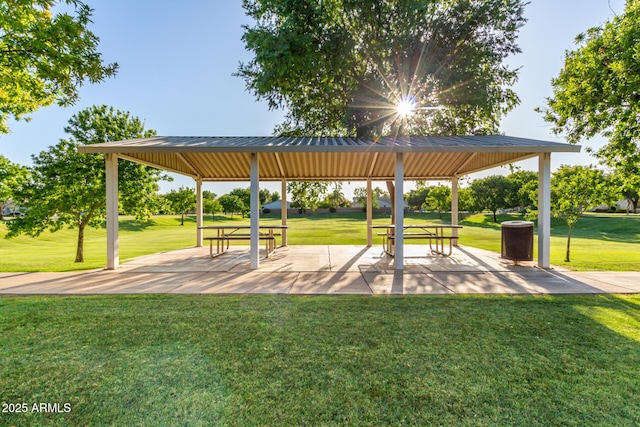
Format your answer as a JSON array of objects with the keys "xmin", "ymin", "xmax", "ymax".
[{"xmin": 78, "ymin": 135, "xmax": 580, "ymax": 181}]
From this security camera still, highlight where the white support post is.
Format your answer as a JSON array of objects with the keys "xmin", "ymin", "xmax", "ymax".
[
  {"xmin": 366, "ymin": 178, "xmax": 373, "ymax": 247},
  {"xmin": 451, "ymin": 176, "xmax": 459, "ymax": 245},
  {"xmin": 281, "ymin": 179, "xmax": 288, "ymax": 246},
  {"xmin": 105, "ymin": 153, "xmax": 119, "ymax": 270},
  {"xmin": 250, "ymin": 153, "xmax": 260, "ymax": 269},
  {"xmin": 538, "ymin": 153, "xmax": 551, "ymax": 268},
  {"xmin": 394, "ymin": 153, "xmax": 404, "ymax": 270},
  {"xmin": 196, "ymin": 179, "xmax": 203, "ymax": 247}
]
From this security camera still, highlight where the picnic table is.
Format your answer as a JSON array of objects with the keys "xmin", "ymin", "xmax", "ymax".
[
  {"xmin": 199, "ymin": 225, "xmax": 289, "ymax": 258},
  {"xmin": 371, "ymin": 224, "xmax": 462, "ymax": 257}
]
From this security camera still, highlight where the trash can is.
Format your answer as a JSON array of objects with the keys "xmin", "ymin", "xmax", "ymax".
[{"xmin": 501, "ymin": 220, "xmax": 534, "ymax": 262}]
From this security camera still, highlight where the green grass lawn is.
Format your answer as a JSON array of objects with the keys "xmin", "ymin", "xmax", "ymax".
[
  {"xmin": 1, "ymin": 294, "xmax": 639, "ymax": 426},
  {"xmin": 1, "ymin": 211, "xmax": 639, "ymax": 271}
]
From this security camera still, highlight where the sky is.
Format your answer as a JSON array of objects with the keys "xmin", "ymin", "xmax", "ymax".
[{"xmin": 0, "ymin": 0, "xmax": 626, "ymax": 198}]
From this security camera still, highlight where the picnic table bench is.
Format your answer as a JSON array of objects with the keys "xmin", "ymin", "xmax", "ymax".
[
  {"xmin": 199, "ymin": 225, "xmax": 288, "ymax": 258},
  {"xmin": 372, "ymin": 224, "xmax": 462, "ymax": 257}
]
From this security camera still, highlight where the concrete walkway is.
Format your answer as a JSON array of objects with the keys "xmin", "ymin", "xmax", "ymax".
[{"xmin": 1, "ymin": 245, "xmax": 639, "ymax": 295}]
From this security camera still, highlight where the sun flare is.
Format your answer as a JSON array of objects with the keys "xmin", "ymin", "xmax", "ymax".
[{"xmin": 396, "ymin": 96, "xmax": 417, "ymax": 117}]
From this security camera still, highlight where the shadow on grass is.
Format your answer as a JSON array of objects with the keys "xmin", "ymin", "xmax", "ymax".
[
  {"xmin": 568, "ymin": 214, "xmax": 640, "ymax": 244},
  {"xmin": 458, "ymin": 212, "xmax": 640, "ymax": 245},
  {"xmin": 116, "ymin": 218, "xmax": 157, "ymax": 232}
]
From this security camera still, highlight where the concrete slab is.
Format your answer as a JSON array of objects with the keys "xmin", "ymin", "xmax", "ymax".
[
  {"xmin": 0, "ymin": 271, "xmax": 198, "ymax": 294},
  {"xmin": 361, "ymin": 272, "xmax": 453, "ymax": 295},
  {"xmin": 0, "ymin": 272, "xmax": 92, "ymax": 290},
  {"xmin": 564, "ymin": 272, "xmax": 640, "ymax": 294},
  {"xmin": 328, "ymin": 246, "xmax": 382, "ymax": 272},
  {"xmin": 289, "ymin": 272, "xmax": 371, "ymax": 294},
  {"xmin": 361, "ymin": 271, "xmax": 400, "ymax": 294},
  {"xmin": 2, "ymin": 245, "xmax": 638, "ymax": 296},
  {"xmin": 429, "ymin": 272, "xmax": 518, "ymax": 294},
  {"xmin": 396, "ymin": 274, "xmax": 455, "ymax": 295},
  {"xmin": 487, "ymin": 270, "xmax": 606, "ymax": 294},
  {"xmin": 169, "ymin": 272, "xmax": 298, "ymax": 294}
]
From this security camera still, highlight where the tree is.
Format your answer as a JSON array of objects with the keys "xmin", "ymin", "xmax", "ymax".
[
  {"xmin": 622, "ymin": 188, "xmax": 639, "ymax": 214},
  {"xmin": 259, "ymin": 188, "xmax": 270, "ymax": 205},
  {"xmin": 353, "ymin": 187, "xmax": 380, "ymax": 211},
  {"xmin": 405, "ymin": 187, "xmax": 430, "ymax": 211},
  {"xmin": 373, "ymin": 187, "xmax": 390, "ymax": 201},
  {"xmin": 203, "ymin": 190, "xmax": 222, "ymax": 220},
  {"xmin": 539, "ymin": 0, "xmax": 640, "ymax": 208},
  {"xmin": 549, "ymin": 165, "xmax": 613, "ymax": 262},
  {"xmin": 165, "ymin": 187, "xmax": 196, "ymax": 226},
  {"xmin": 155, "ymin": 193, "xmax": 172, "ymax": 215},
  {"xmin": 0, "ymin": 1, "xmax": 118, "ymax": 134},
  {"xmin": 326, "ymin": 182, "xmax": 349, "ymax": 210},
  {"xmin": 218, "ymin": 194, "xmax": 244, "ymax": 217},
  {"xmin": 424, "ymin": 185, "xmax": 451, "ymax": 219},
  {"xmin": 287, "ymin": 181, "xmax": 329, "ymax": 213},
  {"xmin": 457, "ymin": 187, "xmax": 475, "ymax": 213},
  {"xmin": 611, "ymin": 167, "xmax": 640, "ymax": 214},
  {"xmin": 469, "ymin": 175, "xmax": 514, "ymax": 222},
  {"xmin": 506, "ymin": 170, "xmax": 538, "ymax": 212},
  {"xmin": 6, "ymin": 106, "xmax": 165, "ymax": 262},
  {"xmin": 238, "ymin": 0, "xmax": 526, "ymax": 138},
  {"xmin": 257, "ymin": 188, "xmax": 281, "ymax": 207},
  {"xmin": 0, "ymin": 156, "xmax": 29, "ymax": 220},
  {"xmin": 229, "ymin": 188, "xmax": 251, "ymax": 217},
  {"xmin": 268, "ymin": 191, "xmax": 280, "ymax": 203}
]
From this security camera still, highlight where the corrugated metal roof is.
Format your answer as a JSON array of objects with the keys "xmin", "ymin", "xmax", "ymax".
[{"xmin": 78, "ymin": 135, "xmax": 580, "ymax": 180}]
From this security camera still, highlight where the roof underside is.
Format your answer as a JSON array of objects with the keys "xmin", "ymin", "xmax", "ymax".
[{"xmin": 78, "ymin": 135, "xmax": 580, "ymax": 181}]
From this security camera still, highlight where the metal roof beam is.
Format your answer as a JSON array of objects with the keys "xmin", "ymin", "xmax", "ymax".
[
  {"xmin": 176, "ymin": 153, "xmax": 201, "ymax": 178},
  {"xmin": 367, "ymin": 153, "xmax": 379, "ymax": 178},
  {"xmin": 118, "ymin": 154, "xmax": 198, "ymax": 179},
  {"xmin": 274, "ymin": 152, "xmax": 286, "ymax": 178}
]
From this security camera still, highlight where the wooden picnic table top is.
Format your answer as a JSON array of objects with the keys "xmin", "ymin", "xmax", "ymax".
[
  {"xmin": 198, "ymin": 225, "xmax": 289, "ymax": 230},
  {"xmin": 371, "ymin": 224, "xmax": 463, "ymax": 229}
]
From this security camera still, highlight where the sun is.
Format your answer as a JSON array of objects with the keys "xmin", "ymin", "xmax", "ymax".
[{"xmin": 396, "ymin": 96, "xmax": 417, "ymax": 117}]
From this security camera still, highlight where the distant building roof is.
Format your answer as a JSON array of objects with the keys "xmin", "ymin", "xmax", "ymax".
[{"xmin": 262, "ymin": 200, "xmax": 290, "ymax": 209}]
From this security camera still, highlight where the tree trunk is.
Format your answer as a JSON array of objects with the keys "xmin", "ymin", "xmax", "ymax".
[
  {"xmin": 181, "ymin": 212, "xmax": 185, "ymax": 225},
  {"xmin": 493, "ymin": 210, "xmax": 498, "ymax": 223},
  {"xmin": 565, "ymin": 223, "xmax": 574, "ymax": 262},
  {"xmin": 75, "ymin": 223, "xmax": 86, "ymax": 263},
  {"xmin": 386, "ymin": 180, "xmax": 395, "ymax": 225}
]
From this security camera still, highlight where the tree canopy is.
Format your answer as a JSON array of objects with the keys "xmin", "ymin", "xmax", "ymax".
[
  {"xmin": 469, "ymin": 175, "xmax": 513, "ymax": 222},
  {"xmin": 202, "ymin": 191, "xmax": 222, "ymax": 219},
  {"xmin": 6, "ymin": 105, "xmax": 165, "ymax": 262},
  {"xmin": 424, "ymin": 185, "xmax": 451, "ymax": 218},
  {"xmin": 218, "ymin": 194, "xmax": 245, "ymax": 217},
  {"xmin": 549, "ymin": 165, "xmax": 613, "ymax": 262},
  {"xmin": 287, "ymin": 181, "xmax": 329, "ymax": 212},
  {"xmin": 0, "ymin": 155, "xmax": 29, "ymax": 220},
  {"xmin": 506, "ymin": 169, "xmax": 538, "ymax": 212},
  {"xmin": 165, "ymin": 187, "xmax": 196, "ymax": 226},
  {"xmin": 239, "ymin": 0, "xmax": 526, "ymax": 138},
  {"xmin": 0, "ymin": 1, "xmax": 117, "ymax": 133},
  {"xmin": 405, "ymin": 187, "xmax": 430, "ymax": 211},
  {"xmin": 539, "ymin": 0, "xmax": 640, "ymax": 202}
]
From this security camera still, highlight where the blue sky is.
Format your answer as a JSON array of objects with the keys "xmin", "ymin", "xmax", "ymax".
[{"xmin": 0, "ymin": 0, "xmax": 625, "ymax": 197}]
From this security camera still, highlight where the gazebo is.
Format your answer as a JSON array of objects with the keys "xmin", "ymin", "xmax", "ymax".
[{"xmin": 78, "ymin": 135, "xmax": 580, "ymax": 270}]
